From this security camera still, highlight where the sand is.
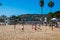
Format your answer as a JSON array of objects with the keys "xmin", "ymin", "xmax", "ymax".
[{"xmin": 0, "ymin": 24, "xmax": 60, "ymax": 40}]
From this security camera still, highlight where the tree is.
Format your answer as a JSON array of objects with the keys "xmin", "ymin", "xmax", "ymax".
[
  {"xmin": 48, "ymin": 1, "xmax": 54, "ymax": 30},
  {"xmin": 40, "ymin": 0, "xmax": 44, "ymax": 15},
  {"xmin": 53, "ymin": 11, "xmax": 60, "ymax": 18},
  {"xmin": 40, "ymin": 0, "xmax": 44, "ymax": 25},
  {"xmin": 48, "ymin": 1, "xmax": 54, "ymax": 12}
]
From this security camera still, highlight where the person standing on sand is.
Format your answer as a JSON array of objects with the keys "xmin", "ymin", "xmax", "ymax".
[
  {"xmin": 21, "ymin": 24, "xmax": 24, "ymax": 31},
  {"xmin": 44, "ymin": 17, "xmax": 47, "ymax": 26},
  {"xmin": 32, "ymin": 23, "xmax": 37, "ymax": 30},
  {"xmin": 34, "ymin": 23, "xmax": 37, "ymax": 30}
]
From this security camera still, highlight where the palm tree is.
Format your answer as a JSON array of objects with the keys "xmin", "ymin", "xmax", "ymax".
[
  {"xmin": 48, "ymin": 1, "xmax": 54, "ymax": 30},
  {"xmin": 40, "ymin": 0, "xmax": 44, "ymax": 15},
  {"xmin": 48, "ymin": 1, "xmax": 54, "ymax": 12},
  {"xmin": 40, "ymin": 0, "xmax": 44, "ymax": 25}
]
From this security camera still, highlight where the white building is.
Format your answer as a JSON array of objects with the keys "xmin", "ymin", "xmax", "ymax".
[{"xmin": 5, "ymin": 17, "xmax": 10, "ymax": 25}]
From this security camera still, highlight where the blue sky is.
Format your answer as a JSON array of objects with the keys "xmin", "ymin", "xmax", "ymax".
[{"xmin": 0, "ymin": 0, "xmax": 60, "ymax": 17}]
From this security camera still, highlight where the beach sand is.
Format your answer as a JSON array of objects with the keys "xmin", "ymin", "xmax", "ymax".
[{"xmin": 0, "ymin": 24, "xmax": 60, "ymax": 40}]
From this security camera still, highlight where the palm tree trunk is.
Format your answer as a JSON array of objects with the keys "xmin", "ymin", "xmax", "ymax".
[
  {"xmin": 50, "ymin": 8, "xmax": 52, "ymax": 12},
  {"xmin": 41, "ymin": 7, "xmax": 43, "ymax": 17},
  {"xmin": 41, "ymin": 7, "xmax": 44, "ymax": 25}
]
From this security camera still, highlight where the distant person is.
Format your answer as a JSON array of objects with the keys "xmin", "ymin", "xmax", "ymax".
[
  {"xmin": 44, "ymin": 17, "xmax": 47, "ymax": 26},
  {"xmin": 21, "ymin": 24, "xmax": 24, "ymax": 31},
  {"xmin": 41, "ymin": 16, "xmax": 45, "ymax": 25},
  {"xmin": 34, "ymin": 23, "xmax": 37, "ymax": 30},
  {"xmin": 32, "ymin": 23, "xmax": 37, "ymax": 30},
  {"xmin": 58, "ymin": 22, "xmax": 60, "ymax": 28},
  {"xmin": 40, "ymin": 17, "xmax": 43, "ymax": 25},
  {"xmin": 55, "ymin": 22, "xmax": 58, "ymax": 28}
]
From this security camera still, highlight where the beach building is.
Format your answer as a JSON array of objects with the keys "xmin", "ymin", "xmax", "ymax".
[{"xmin": 0, "ymin": 15, "xmax": 10, "ymax": 25}]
